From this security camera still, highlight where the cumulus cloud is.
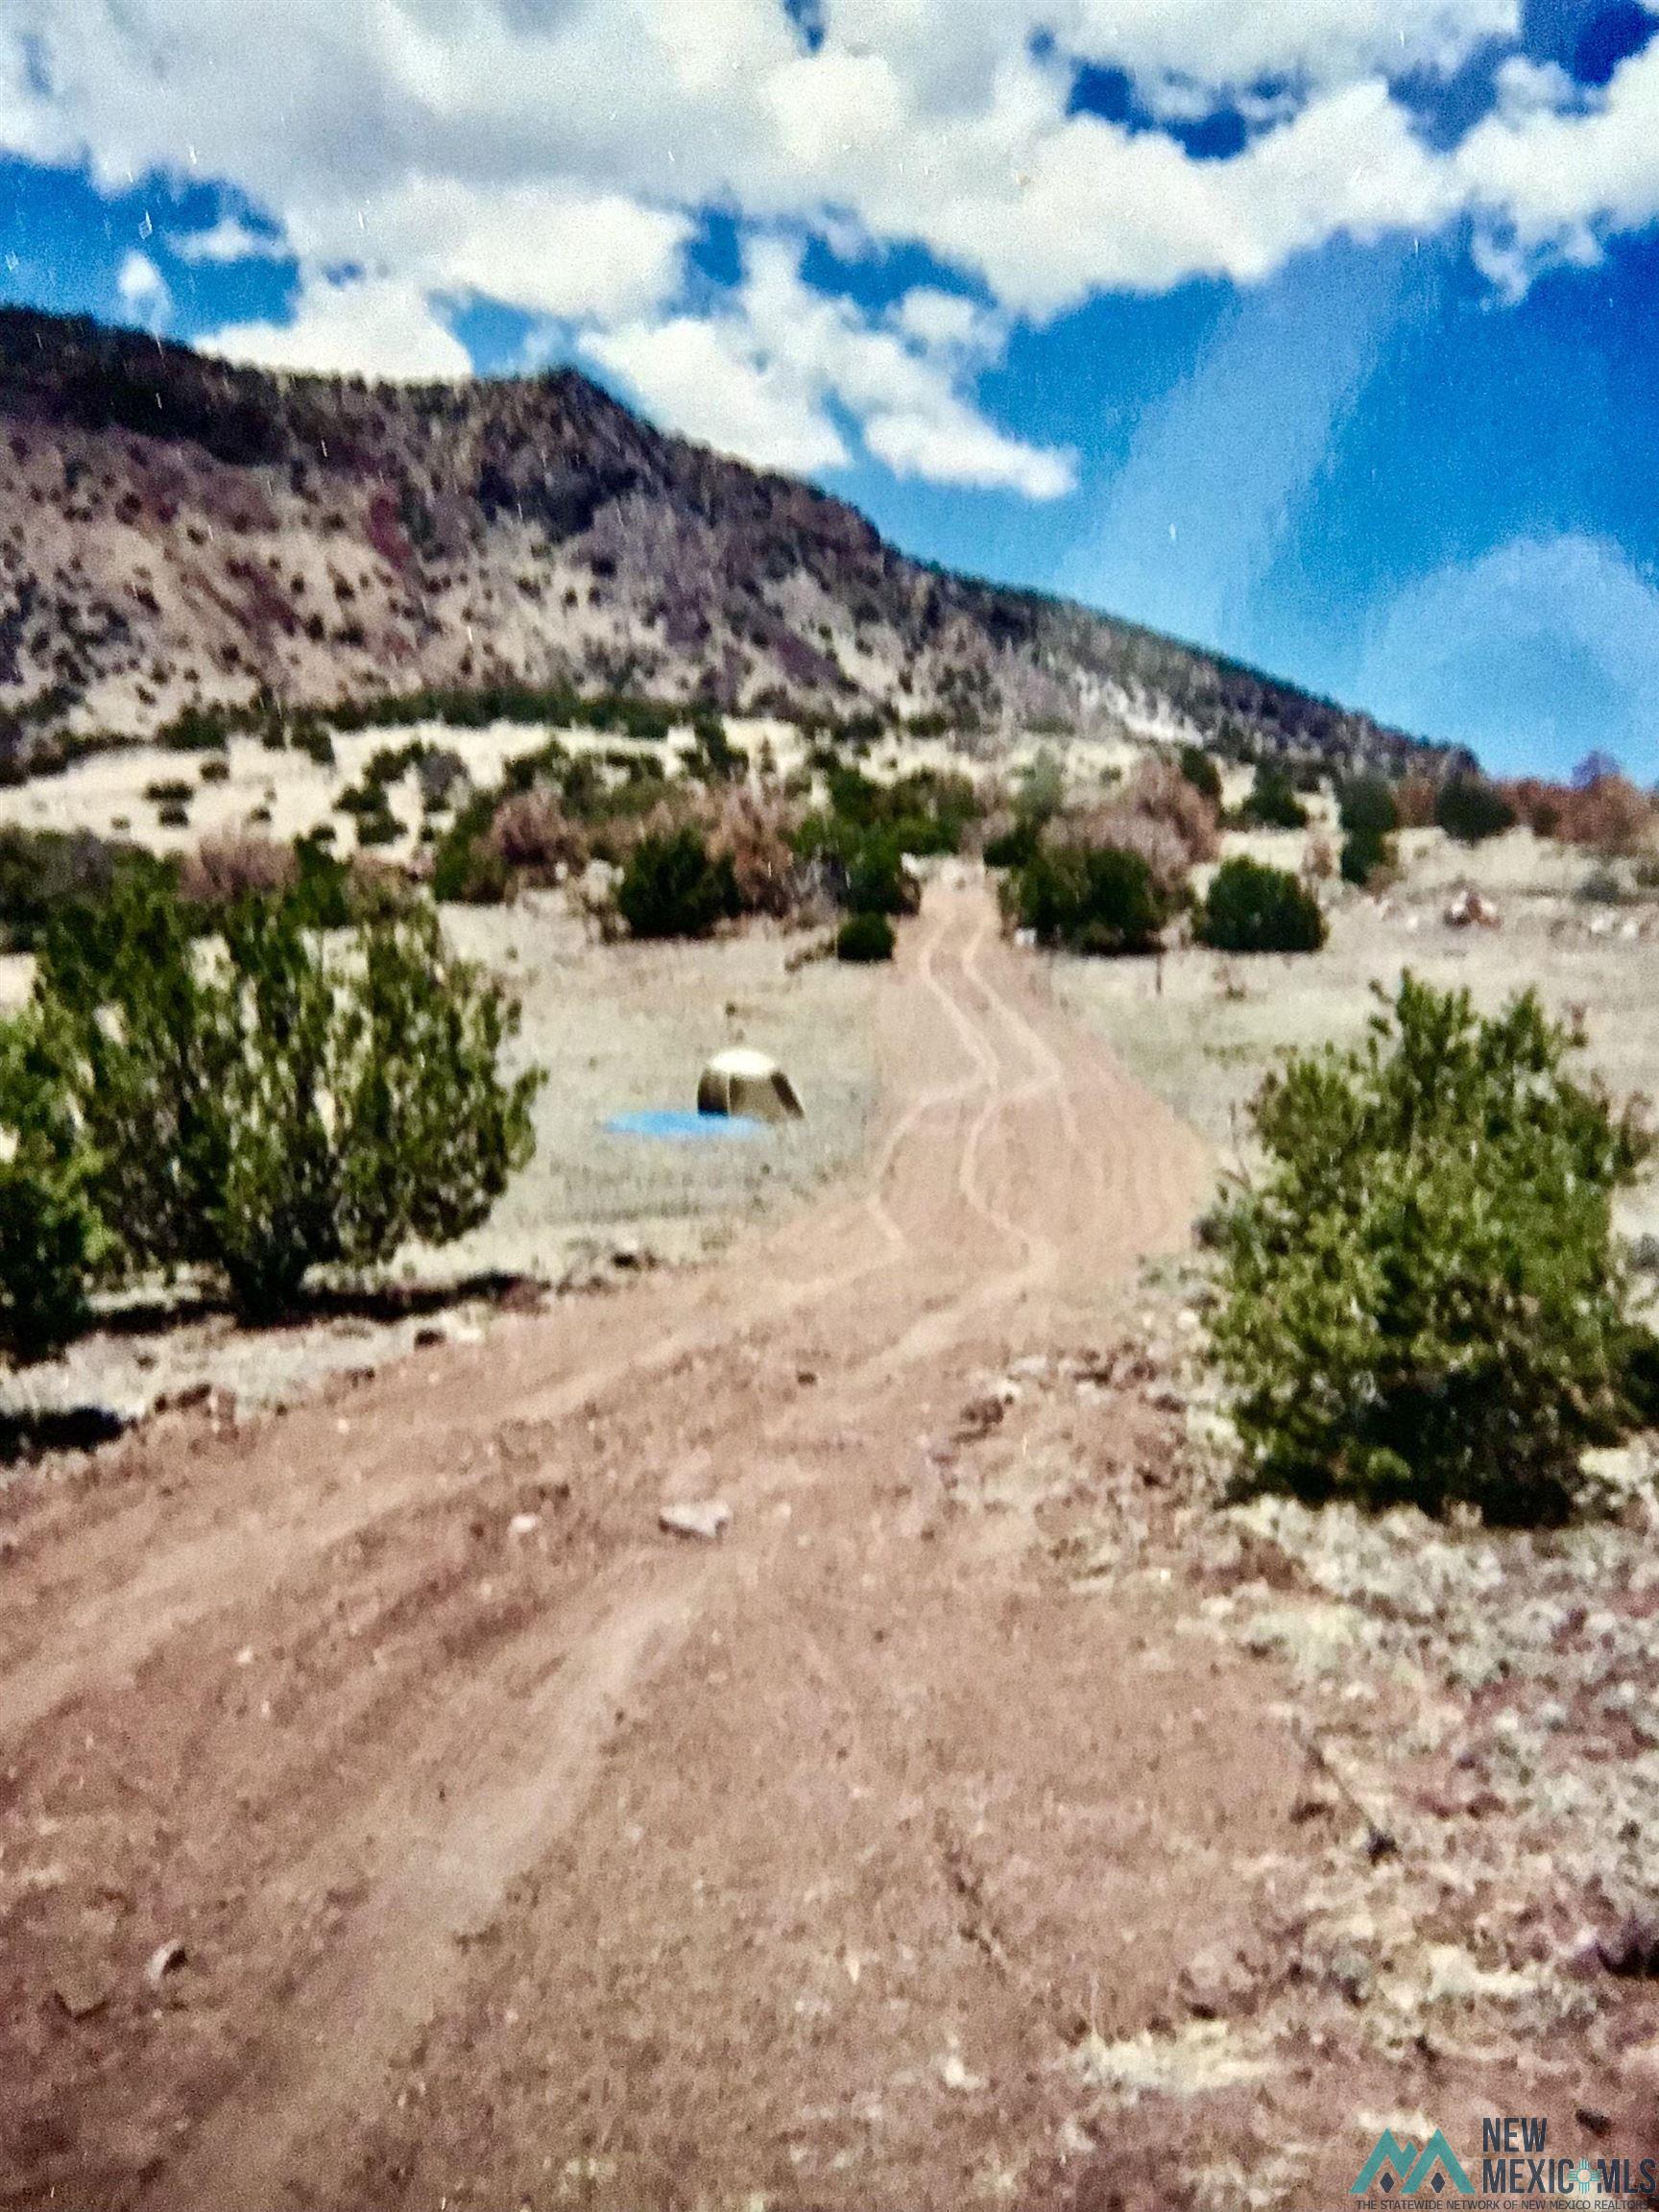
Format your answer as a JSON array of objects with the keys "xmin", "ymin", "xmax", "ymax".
[
  {"xmin": 891, "ymin": 288, "xmax": 1001, "ymax": 357},
  {"xmin": 1, "ymin": 1, "xmax": 1654, "ymax": 313},
  {"xmin": 291, "ymin": 180, "xmax": 691, "ymax": 326},
  {"xmin": 1457, "ymin": 38, "xmax": 1659, "ymax": 292},
  {"xmin": 4, "ymin": 0, "xmax": 1659, "ymax": 470},
  {"xmin": 586, "ymin": 311, "xmax": 852, "ymax": 476},
  {"xmin": 587, "ymin": 240, "xmax": 1074, "ymax": 495},
  {"xmin": 168, "ymin": 214, "xmax": 288, "ymax": 265},
  {"xmin": 115, "ymin": 247, "xmax": 169, "ymax": 330},
  {"xmin": 1056, "ymin": 0, "xmax": 1520, "ymax": 88},
  {"xmin": 202, "ymin": 268, "xmax": 470, "ymax": 381},
  {"xmin": 870, "ymin": 76, "xmax": 1459, "ymax": 313}
]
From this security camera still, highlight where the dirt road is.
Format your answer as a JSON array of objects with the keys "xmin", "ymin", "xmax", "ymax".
[{"xmin": 3, "ymin": 882, "xmax": 1331, "ymax": 2208}]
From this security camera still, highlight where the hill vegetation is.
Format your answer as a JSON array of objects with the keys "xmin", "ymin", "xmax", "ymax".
[{"xmin": 0, "ymin": 304, "xmax": 1453, "ymax": 781}]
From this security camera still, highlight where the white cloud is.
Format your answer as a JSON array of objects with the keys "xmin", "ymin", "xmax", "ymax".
[
  {"xmin": 116, "ymin": 247, "xmax": 170, "ymax": 329},
  {"xmin": 892, "ymin": 287, "xmax": 1001, "ymax": 358},
  {"xmin": 0, "ymin": 0, "xmax": 1554, "ymax": 328},
  {"xmin": 588, "ymin": 240, "xmax": 1074, "ymax": 495},
  {"xmin": 586, "ymin": 312, "xmax": 851, "ymax": 475},
  {"xmin": 291, "ymin": 180, "xmax": 690, "ymax": 325},
  {"xmin": 1457, "ymin": 38, "xmax": 1659, "ymax": 292},
  {"xmin": 168, "ymin": 214, "xmax": 287, "ymax": 265},
  {"xmin": 4, "ymin": 0, "xmax": 1659, "ymax": 476},
  {"xmin": 1054, "ymin": 0, "xmax": 1520, "ymax": 89},
  {"xmin": 870, "ymin": 77, "xmax": 1460, "ymax": 313},
  {"xmin": 863, "ymin": 405, "xmax": 1073, "ymax": 497},
  {"xmin": 202, "ymin": 268, "xmax": 470, "ymax": 380}
]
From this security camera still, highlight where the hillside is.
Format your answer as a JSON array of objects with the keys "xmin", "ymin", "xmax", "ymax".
[{"xmin": 0, "ymin": 305, "xmax": 1445, "ymax": 774}]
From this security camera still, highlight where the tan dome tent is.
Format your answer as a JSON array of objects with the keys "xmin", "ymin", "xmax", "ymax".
[{"xmin": 697, "ymin": 1046, "xmax": 805, "ymax": 1123}]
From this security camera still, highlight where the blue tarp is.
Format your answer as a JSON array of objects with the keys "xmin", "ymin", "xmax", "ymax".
[{"xmin": 604, "ymin": 1109, "xmax": 769, "ymax": 1142}]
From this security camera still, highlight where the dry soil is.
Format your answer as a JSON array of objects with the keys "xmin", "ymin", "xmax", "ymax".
[{"xmin": 3, "ymin": 879, "xmax": 1653, "ymax": 2211}]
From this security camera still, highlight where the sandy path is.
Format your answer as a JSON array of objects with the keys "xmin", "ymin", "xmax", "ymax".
[{"xmin": 0, "ymin": 881, "xmax": 1319, "ymax": 2211}]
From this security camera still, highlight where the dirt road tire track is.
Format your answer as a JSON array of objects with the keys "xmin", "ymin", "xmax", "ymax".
[{"xmin": 2, "ymin": 881, "xmax": 1257, "ymax": 2212}]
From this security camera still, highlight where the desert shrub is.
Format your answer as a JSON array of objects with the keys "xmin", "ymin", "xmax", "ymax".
[
  {"xmin": 1068, "ymin": 804, "xmax": 1190, "ymax": 900},
  {"xmin": 342, "ymin": 853, "xmax": 415, "ymax": 923},
  {"xmin": 1340, "ymin": 826, "xmax": 1395, "ymax": 888},
  {"xmin": 805, "ymin": 760, "xmax": 979, "ymax": 858},
  {"xmin": 1070, "ymin": 809, "xmax": 1185, "ymax": 902},
  {"xmin": 703, "ymin": 789, "xmax": 800, "ymax": 919},
  {"xmin": 1009, "ymin": 842, "xmax": 1167, "ymax": 955},
  {"xmin": 1435, "ymin": 775, "xmax": 1516, "ymax": 844},
  {"xmin": 1577, "ymin": 865, "xmax": 1626, "ymax": 905},
  {"xmin": 1211, "ymin": 976, "xmax": 1653, "ymax": 1523},
  {"xmin": 438, "ymin": 742, "xmax": 699, "ymax": 909},
  {"xmin": 179, "ymin": 834, "xmax": 299, "ymax": 907},
  {"xmin": 293, "ymin": 722, "xmax": 336, "ymax": 768},
  {"xmin": 335, "ymin": 760, "xmax": 403, "ymax": 849},
  {"xmin": 1197, "ymin": 857, "xmax": 1326, "ymax": 953},
  {"xmin": 0, "ymin": 1003, "xmax": 106, "ymax": 1360},
  {"xmin": 156, "ymin": 800, "xmax": 191, "ymax": 829},
  {"xmin": 1565, "ymin": 773, "xmax": 1654, "ymax": 855},
  {"xmin": 199, "ymin": 757, "xmax": 230, "ymax": 785},
  {"xmin": 1337, "ymin": 776, "xmax": 1399, "ymax": 840},
  {"xmin": 616, "ymin": 826, "xmax": 740, "ymax": 939},
  {"xmin": 1178, "ymin": 745, "xmax": 1223, "ymax": 807},
  {"xmin": 793, "ymin": 782, "xmax": 925, "ymax": 917},
  {"xmin": 325, "ymin": 681, "xmax": 680, "ymax": 745},
  {"xmin": 38, "ymin": 882, "xmax": 541, "ymax": 1320},
  {"xmin": 1510, "ymin": 771, "xmax": 1656, "ymax": 855},
  {"xmin": 289, "ymin": 834, "xmax": 355, "ymax": 929},
  {"xmin": 984, "ymin": 752, "xmax": 1064, "ymax": 868},
  {"xmin": 836, "ymin": 911, "xmax": 896, "ymax": 963},
  {"xmin": 430, "ymin": 792, "xmax": 509, "ymax": 905},
  {"xmin": 981, "ymin": 812, "xmax": 1040, "ymax": 869},
  {"xmin": 1503, "ymin": 778, "xmax": 1562, "ymax": 840},
  {"xmin": 0, "ymin": 827, "xmax": 172, "ymax": 951},
  {"xmin": 683, "ymin": 716, "xmax": 747, "ymax": 783},
  {"xmin": 1239, "ymin": 765, "xmax": 1308, "ymax": 830},
  {"xmin": 843, "ymin": 830, "xmax": 919, "ymax": 918},
  {"xmin": 1395, "ymin": 771, "xmax": 1437, "ymax": 829},
  {"xmin": 1108, "ymin": 756, "xmax": 1219, "ymax": 870},
  {"xmin": 156, "ymin": 704, "xmax": 230, "ymax": 753},
  {"xmin": 145, "ymin": 778, "xmax": 194, "ymax": 806},
  {"xmin": 487, "ymin": 788, "xmax": 589, "ymax": 880},
  {"xmin": 1015, "ymin": 749, "xmax": 1067, "ymax": 826}
]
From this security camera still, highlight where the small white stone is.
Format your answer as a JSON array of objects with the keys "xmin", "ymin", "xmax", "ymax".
[{"xmin": 659, "ymin": 1500, "xmax": 733, "ymax": 1541}]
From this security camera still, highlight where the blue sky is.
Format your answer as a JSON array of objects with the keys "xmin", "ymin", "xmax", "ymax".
[{"xmin": 3, "ymin": 0, "xmax": 1658, "ymax": 775}]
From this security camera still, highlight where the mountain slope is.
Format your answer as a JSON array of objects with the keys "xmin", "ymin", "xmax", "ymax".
[{"xmin": 0, "ymin": 305, "xmax": 1443, "ymax": 773}]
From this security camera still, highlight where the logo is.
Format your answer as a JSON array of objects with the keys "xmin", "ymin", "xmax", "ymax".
[
  {"xmin": 1348, "ymin": 2113, "xmax": 1658, "ymax": 2204},
  {"xmin": 1352, "ymin": 2129, "xmax": 1474, "ymax": 2198}
]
